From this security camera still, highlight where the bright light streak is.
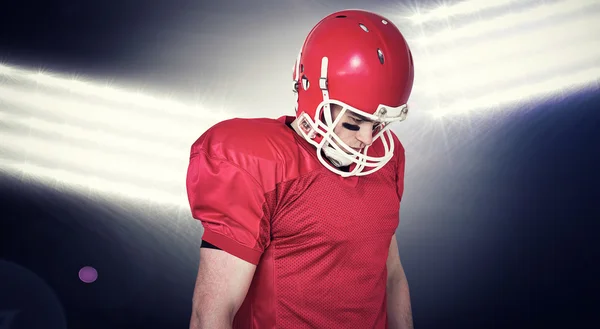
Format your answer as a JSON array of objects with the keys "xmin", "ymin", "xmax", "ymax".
[
  {"xmin": 409, "ymin": 0, "xmax": 518, "ymax": 24},
  {"xmin": 0, "ymin": 63, "xmax": 229, "ymax": 122},
  {"xmin": 0, "ymin": 66, "xmax": 221, "ymax": 206},
  {"xmin": 0, "ymin": 63, "xmax": 15, "ymax": 75},
  {"xmin": 0, "ymin": 85, "xmax": 211, "ymax": 144},
  {"xmin": 432, "ymin": 66, "xmax": 600, "ymax": 118},
  {"xmin": 0, "ymin": 129, "xmax": 187, "ymax": 188},
  {"xmin": 421, "ymin": 38, "xmax": 600, "ymax": 96},
  {"xmin": 418, "ymin": 14, "xmax": 598, "ymax": 73},
  {"xmin": 408, "ymin": 1, "xmax": 600, "ymax": 118},
  {"xmin": 416, "ymin": 0, "xmax": 599, "ymax": 45},
  {"xmin": 1, "ymin": 0, "xmax": 599, "ymax": 206},
  {"xmin": 0, "ymin": 110, "xmax": 185, "ymax": 160},
  {"xmin": 0, "ymin": 160, "xmax": 186, "ymax": 206}
]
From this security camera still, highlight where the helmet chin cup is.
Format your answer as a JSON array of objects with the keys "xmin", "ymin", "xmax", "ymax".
[{"xmin": 323, "ymin": 143, "xmax": 354, "ymax": 167}]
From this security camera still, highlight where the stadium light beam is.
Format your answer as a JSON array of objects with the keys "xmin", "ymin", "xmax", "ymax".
[
  {"xmin": 415, "ymin": 0, "xmax": 599, "ymax": 46},
  {"xmin": 0, "ymin": 63, "xmax": 229, "ymax": 122},
  {"xmin": 409, "ymin": 0, "xmax": 518, "ymax": 24},
  {"xmin": 0, "ymin": 110, "xmax": 186, "ymax": 160},
  {"xmin": 0, "ymin": 129, "xmax": 187, "ymax": 188},
  {"xmin": 417, "ymin": 14, "xmax": 598, "ymax": 73},
  {"xmin": 420, "ymin": 38, "xmax": 600, "ymax": 96},
  {"xmin": 0, "ymin": 160, "xmax": 186, "ymax": 206},
  {"xmin": 431, "ymin": 66, "xmax": 600, "ymax": 118},
  {"xmin": 0, "ymin": 85, "xmax": 211, "ymax": 145}
]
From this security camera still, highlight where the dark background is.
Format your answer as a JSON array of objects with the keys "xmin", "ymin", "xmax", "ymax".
[{"xmin": 1, "ymin": 1, "xmax": 598, "ymax": 328}]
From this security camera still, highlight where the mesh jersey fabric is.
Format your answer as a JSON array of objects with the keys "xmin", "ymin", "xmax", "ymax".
[{"xmin": 186, "ymin": 115, "xmax": 405, "ymax": 329}]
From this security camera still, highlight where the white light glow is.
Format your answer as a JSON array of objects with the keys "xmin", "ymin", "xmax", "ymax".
[
  {"xmin": 431, "ymin": 66, "xmax": 600, "ymax": 118},
  {"xmin": 0, "ymin": 66, "xmax": 225, "ymax": 206},
  {"xmin": 0, "ymin": 160, "xmax": 186, "ymax": 206},
  {"xmin": 0, "ymin": 110, "xmax": 185, "ymax": 160},
  {"xmin": 409, "ymin": 0, "xmax": 518, "ymax": 24},
  {"xmin": 0, "ymin": 64, "xmax": 228, "ymax": 122},
  {"xmin": 420, "ymin": 38, "xmax": 600, "ymax": 96},
  {"xmin": 0, "ymin": 129, "xmax": 186, "ymax": 188},
  {"xmin": 0, "ymin": 85, "xmax": 212, "ymax": 144},
  {"xmin": 1, "ymin": 0, "xmax": 599, "ymax": 206},
  {"xmin": 419, "ymin": 14, "xmax": 598, "ymax": 73},
  {"xmin": 408, "ymin": 0, "xmax": 600, "ymax": 118},
  {"xmin": 416, "ymin": 0, "xmax": 598, "ymax": 45}
]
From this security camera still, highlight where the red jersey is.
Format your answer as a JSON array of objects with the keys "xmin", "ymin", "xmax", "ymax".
[{"xmin": 186, "ymin": 116, "xmax": 405, "ymax": 329}]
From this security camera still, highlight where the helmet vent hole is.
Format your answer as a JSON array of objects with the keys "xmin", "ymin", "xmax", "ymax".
[
  {"xmin": 377, "ymin": 49, "xmax": 385, "ymax": 64},
  {"xmin": 382, "ymin": 19, "xmax": 388, "ymax": 25},
  {"xmin": 359, "ymin": 23, "xmax": 369, "ymax": 32},
  {"xmin": 301, "ymin": 75, "xmax": 310, "ymax": 90},
  {"xmin": 335, "ymin": 15, "xmax": 347, "ymax": 18},
  {"xmin": 300, "ymin": 64, "xmax": 304, "ymax": 73}
]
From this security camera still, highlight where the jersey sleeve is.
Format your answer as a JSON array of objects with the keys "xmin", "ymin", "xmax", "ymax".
[{"xmin": 186, "ymin": 147, "xmax": 271, "ymax": 265}]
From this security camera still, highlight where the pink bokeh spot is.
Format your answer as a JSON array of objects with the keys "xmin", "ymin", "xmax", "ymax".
[{"xmin": 79, "ymin": 266, "xmax": 98, "ymax": 283}]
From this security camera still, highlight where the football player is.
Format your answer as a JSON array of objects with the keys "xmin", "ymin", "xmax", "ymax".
[{"xmin": 186, "ymin": 9, "xmax": 415, "ymax": 329}]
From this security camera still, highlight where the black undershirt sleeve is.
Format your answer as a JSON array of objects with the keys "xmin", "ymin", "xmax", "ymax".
[{"xmin": 200, "ymin": 240, "xmax": 221, "ymax": 250}]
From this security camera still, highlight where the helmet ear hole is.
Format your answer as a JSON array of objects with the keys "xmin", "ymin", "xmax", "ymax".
[{"xmin": 301, "ymin": 76, "xmax": 310, "ymax": 90}]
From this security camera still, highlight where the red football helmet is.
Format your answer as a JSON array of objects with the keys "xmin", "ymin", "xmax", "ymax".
[{"xmin": 292, "ymin": 9, "xmax": 414, "ymax": 177}]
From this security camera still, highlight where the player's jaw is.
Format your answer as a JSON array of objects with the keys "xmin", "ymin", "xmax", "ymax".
[{"xmin": 330, "ymin": 139, "xmax": 363, "ymax": 154}]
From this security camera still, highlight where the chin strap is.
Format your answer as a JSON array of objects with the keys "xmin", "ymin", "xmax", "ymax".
[
  {"xmin": 319, "ymin": 56, "xmax": 355, "ymax": 168},
  {"xmin": 323, "ymin": 143, "xmax": 355, "ymax": 167}
]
